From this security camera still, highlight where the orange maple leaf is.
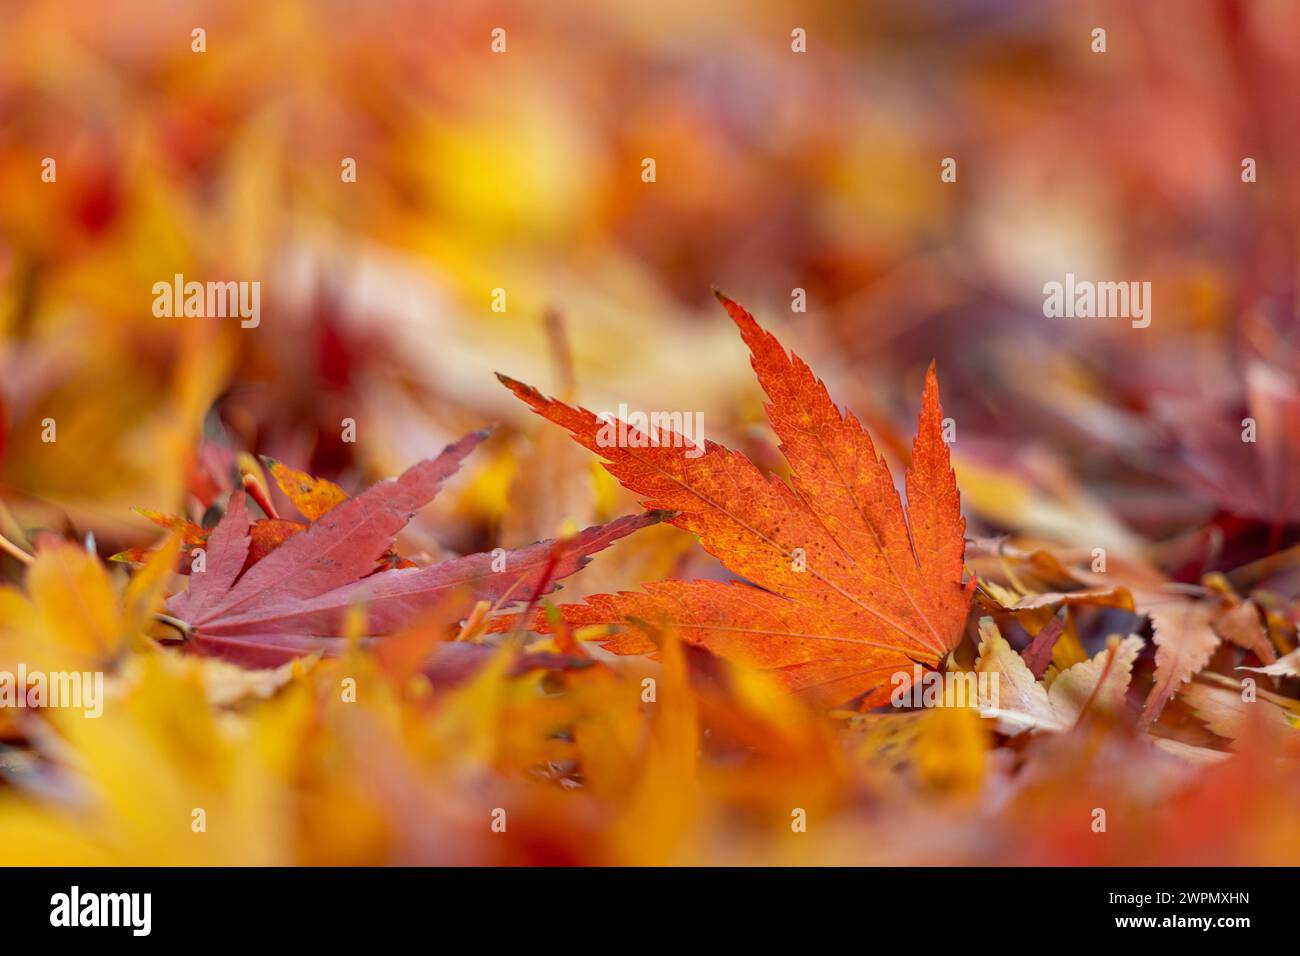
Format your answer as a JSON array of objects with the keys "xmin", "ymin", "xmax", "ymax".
[{"xmin": 495, "ymin": 294, "xmax": 974, "ymax": 708}]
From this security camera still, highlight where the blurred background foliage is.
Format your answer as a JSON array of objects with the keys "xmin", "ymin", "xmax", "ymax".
[{"xmin": 2, "ymin": 0, "xmax": 1296, "ymax": 566}]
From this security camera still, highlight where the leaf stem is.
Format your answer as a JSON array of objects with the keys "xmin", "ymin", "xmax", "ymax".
[
  {"xmin": 1073, "ymin": 640, "xmax": 1120, "ymax": 730},
  {"xmin": 154, "ymin": 613, "xmax": 193, "ymax": 639},
  {"xmin": 0, "ymin": 530, "xmax": 35, "ymax": 566},
  {"xmin": 507, "ymin": 541, "xmax": 564, "ymax": 645}
]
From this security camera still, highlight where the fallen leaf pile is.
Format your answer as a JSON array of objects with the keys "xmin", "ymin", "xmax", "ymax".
[{"xmin": 4, "ymin": 294, "xmax": 1300, "ymax": 866}]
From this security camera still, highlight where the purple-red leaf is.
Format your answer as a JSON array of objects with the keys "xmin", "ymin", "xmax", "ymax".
[
  {"xmin": 168, "ymin": 490, "xmax": 252, "ymax": 622},
  {"xmin": 190, "ymin": 430, "xmax": 490, "ymax": 629},
  {"xmin": 164, "ymin": 431, "xmax": 661, "ymax": 666},
  {"xmin": 196, "ymin": 511, "xmax": 662, "ymax": 638}
]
